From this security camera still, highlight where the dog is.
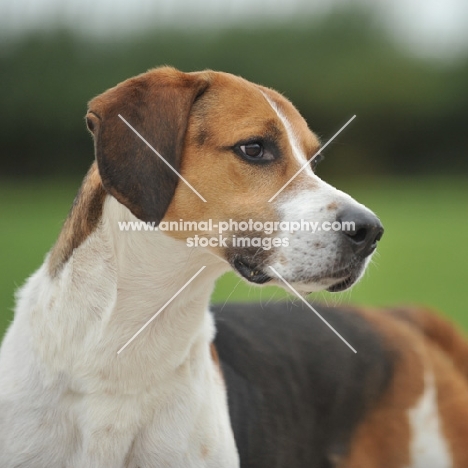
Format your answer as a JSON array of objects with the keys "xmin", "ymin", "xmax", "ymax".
[{"xmin": 1, "ymin": 67, "xmax": 467, "ymax": 467}]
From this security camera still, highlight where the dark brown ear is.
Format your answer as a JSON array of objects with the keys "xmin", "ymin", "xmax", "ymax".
[{"xmin": 86, "ymin": 67, "xmax": 210, "ymax": 223}]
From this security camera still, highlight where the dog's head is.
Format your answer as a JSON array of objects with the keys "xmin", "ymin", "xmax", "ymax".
[{"xmin": 86, "ymin": 67, "xmax": 383, "ymax": 293}]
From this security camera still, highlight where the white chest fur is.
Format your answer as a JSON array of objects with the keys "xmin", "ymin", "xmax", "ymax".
[{"xmin": 0, "ymin": 197, "xmax": 238, "ymax": 468}]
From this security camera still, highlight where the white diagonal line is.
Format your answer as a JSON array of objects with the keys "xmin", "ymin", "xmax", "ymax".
[
  {"xmin": 268, "ymin": 115, "xmax": 356, "ymax": 203},
  {"xmin": 117, "ymin": 266, "xmax": 207, "ymax": 354},
  {"xmin": 269, "ymin": 266, "xmax": 357, "ymax": 353},
  {"xmin": 118, "ymin": 114, "xmax": 207, "ymax": 203}
]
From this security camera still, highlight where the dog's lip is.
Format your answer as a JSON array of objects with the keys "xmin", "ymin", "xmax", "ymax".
[
  {"xmin": 233, "ymin": 258, "xmax": 272, "ymax": 284},
  {"xmin": 326, "ymin": 273, "xmax": 357, "ymax": 292}
]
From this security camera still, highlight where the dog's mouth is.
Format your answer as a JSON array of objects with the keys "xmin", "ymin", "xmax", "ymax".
[
  {"xmin": 233, "ymin": 259, "xmax": 358, "ymax": 291},
  {"xmin": 229, "ymin": 251, "xmax": 366, "ymax": 291},
  {"xmin": 233, "ymin": 258, "xmax": 272, "ymax": 284}
]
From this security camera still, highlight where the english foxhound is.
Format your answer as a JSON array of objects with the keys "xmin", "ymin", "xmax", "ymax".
[{"xmin": 1, "ymin": 67, "xmax": 468, "ymax": 468}]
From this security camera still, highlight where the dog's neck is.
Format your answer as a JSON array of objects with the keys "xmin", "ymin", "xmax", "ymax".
[
  {"xmin": 15, "ymin": 180, "xmax": 239, "ymax": 467},
  {"xmin": 104, "ymin": 196, "xmax": 228, "ymax": 360},
  {"xmin": 38, "ymin": 185, "xmax": 228, "ymax": 395}
]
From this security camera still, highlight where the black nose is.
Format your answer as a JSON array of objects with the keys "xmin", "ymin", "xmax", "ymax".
[{"xmin": 337, "ymin": 206, "xmax": 384, "ymax": 258}]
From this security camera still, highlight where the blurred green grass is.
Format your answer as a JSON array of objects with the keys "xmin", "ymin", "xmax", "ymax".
[{"xmin": 1, "ymin": 177, "xmax": 467, "ymax": 339}]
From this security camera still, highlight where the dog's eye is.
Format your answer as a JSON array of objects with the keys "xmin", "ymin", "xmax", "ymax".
[
  {"xmin": 233, "ymin": 140, "xmax": 276, "ymax": 164},
  {"xmin": 311, "ymin": 153, "xmax": 324, "ymax": 172},
  {"xmin": 240, "ymin": 143, "xmax": 264, "ymax": 159}
]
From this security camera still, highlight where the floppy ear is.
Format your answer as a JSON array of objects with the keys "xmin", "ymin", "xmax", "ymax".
[{"xmin": 85, "ymin": 67, "xmax": 209, "ymax": 223}]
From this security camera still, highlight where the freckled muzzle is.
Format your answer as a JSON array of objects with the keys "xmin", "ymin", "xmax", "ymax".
[{"xmin": 223, "ymin": 204, "xmax": 384, "ymax": 291}]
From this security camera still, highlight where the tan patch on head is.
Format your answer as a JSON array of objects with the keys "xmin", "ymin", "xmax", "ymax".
[
  {"xmin": 48, "ymin": 163, "xmax": 106, "ymax": 277},
  {"xmin": 163, "ymin": 72, "xmax": 321, "ymax": 254},
  {"xmin": 327, "ymin": 201, "xmax": 339, "ymax": 211}
]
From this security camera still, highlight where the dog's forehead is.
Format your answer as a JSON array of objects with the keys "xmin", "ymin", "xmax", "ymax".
[
  {"xmin": 258, "ymin": 86, "xmax": 321, "ymax": 158},
  {"xmin": 193, "ymin": 72, "xmax": 320, "ymax": 153},
  {"xmin": 259, "ymin": 86, "xmax": 320, "ymax": 146},
  {"xmin": 192, "ymin": 72, "xmax": 273, "ymax": 124}
]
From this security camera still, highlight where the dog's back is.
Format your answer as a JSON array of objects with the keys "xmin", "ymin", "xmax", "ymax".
[
  {"xmin": 214, "ymin": 302, "xmax": 393, "ymax": 467},
  {"xmin": 214, "ymin": 302, "xmax": 468, "ymax": 468}
]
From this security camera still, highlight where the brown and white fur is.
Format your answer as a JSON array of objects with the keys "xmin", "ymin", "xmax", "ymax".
[{"xmin": 1, "ymin": 67, "xmax": 466, "ymax": 467}]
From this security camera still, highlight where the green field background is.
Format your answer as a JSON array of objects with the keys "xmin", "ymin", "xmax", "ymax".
[{"xmin": 1, "ymin": 176, "xmax": 467, "ymax": 340}]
